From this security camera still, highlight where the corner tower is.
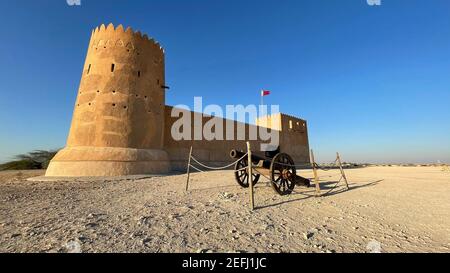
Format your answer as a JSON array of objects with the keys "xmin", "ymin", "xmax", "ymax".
[{"xmin": 46, "ymin": 23, "xmax": 170, "ymax": 176}]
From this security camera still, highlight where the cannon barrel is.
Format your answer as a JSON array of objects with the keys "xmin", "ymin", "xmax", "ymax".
[
  {"xmin": 230, "ymin": 150, "xmax": 272, "ymax": 169},
  {"xmin": 229, "ymin": 149, "xmax": 246, "ymax": 160},
  {"xmin": 230, "ymin": 150, "xmax": 266, "ymax": 162}
]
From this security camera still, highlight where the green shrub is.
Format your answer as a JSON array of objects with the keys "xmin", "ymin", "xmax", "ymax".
[{"xmin": 0, "ymin": 150, "xmax": 59, "ymax": 171}]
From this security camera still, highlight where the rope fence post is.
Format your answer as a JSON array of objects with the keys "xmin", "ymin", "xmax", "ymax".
[
  {"xmin": 310, "ymin": 149, "xmax": 321, "ymax": 197},
  {"xmin": 247, "ymin": 142, "xmax": 255, "ymax": 211},
  {"xmin": 336, "ymin": 152, "xmax": 350, "ymax": 190},
  {"xmin": 185, "ymin": 146, "xmax": 193, "ymax": 192}
]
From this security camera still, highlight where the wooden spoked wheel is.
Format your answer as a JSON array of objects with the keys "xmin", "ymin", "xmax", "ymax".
[
  {"xmin": 234, "ymin": 158, "xmax": 260, "ymax": 188},
  {"xmin": 270, "ymin": 153, "xmax": 296, "ymax": 195}
]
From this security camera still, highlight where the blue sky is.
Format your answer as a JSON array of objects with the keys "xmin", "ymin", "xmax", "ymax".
[{"xmin": 0, "ymin": 0, "xmax": 449, "ymax": 164}]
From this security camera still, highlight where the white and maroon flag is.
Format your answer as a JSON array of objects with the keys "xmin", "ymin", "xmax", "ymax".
[{"xmin": 260, "ymin": 89, "xmax": 271, "ymax": 108}]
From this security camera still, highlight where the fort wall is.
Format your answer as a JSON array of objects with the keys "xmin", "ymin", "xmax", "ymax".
[{"xmin": 164, "ymin": 107, "xmax": 310, "ymax": 171}]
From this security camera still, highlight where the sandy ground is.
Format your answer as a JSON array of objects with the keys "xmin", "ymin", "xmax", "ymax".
[{"xmin": 0, "ymin": 167, "xmax": 449, "ymax": 253}]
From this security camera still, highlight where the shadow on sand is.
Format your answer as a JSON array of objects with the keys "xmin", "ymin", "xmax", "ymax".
[
  {"xmin": 183, "ymin": 169, "xmax": 384, "ymax": 210},
  {"xmin": 256, "ymin": 179, "xmax": 384, "ymax": 210}
]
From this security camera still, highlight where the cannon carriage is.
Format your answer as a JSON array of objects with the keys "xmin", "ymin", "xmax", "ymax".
[{"xmin": 230, "ymin": 149, "xmax": 311, "ymax": 196}]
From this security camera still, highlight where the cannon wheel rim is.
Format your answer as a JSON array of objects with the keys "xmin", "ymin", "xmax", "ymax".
[
  {"xmin": 234, "ymin": 158, "xmax": 260, "ymax": 188},
  {"xmin": 270, "ymin": 153, "xmax": 296, "ymax": 195}
]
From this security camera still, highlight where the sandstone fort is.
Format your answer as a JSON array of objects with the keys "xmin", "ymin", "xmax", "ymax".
[{"xmin": 46, "ymin": 24, "xmax": 310, "ymax": 177}]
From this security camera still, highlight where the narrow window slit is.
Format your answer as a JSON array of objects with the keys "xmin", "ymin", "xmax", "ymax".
[{"xmin": 111, "ymin": 64, "xmax": 115, "ymax": 72}]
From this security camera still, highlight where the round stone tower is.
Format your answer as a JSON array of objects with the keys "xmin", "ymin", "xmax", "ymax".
[{"xmin": 46, "ymin": 23, "xmax": 170, "ymax": 176}]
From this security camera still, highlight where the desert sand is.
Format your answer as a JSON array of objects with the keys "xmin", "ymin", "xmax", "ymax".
[{"xmin": 0, "ymin": 166, "xmax": 449, "ymax": 253}]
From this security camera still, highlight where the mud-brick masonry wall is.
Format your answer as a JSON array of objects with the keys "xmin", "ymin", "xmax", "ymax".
[
  {"xmin": 164, "ymin": 108, "xmax": 310, "ymax": 172},
  {"xmin": 46, "ymin": 24, "xmax": 310, "ymax": 177}
]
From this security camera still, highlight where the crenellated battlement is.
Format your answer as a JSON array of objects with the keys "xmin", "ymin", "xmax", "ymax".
[
  {"xmin": 65, "ymin": 23, "xmax": 167, "ymax": 153},
  {"xmin": 89, "ymin": 23, "xmax": 164, "ymax": 55}
]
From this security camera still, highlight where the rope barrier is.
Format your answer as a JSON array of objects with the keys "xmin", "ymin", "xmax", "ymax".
[
  {"xmin": 322, "ymin": 176, "xmax": 344, "ymax": 196},
  {"xmin": 189, "ymin": 153, "xmax": 248, "ymax": 171},
  {"xmin": 185, "ymin": 145, "xmax": 349, "ymax": 205},
  {"xmin": 189, "ymin": 149, "xmax": 337, "ymax": 174},
  {"xmin": 314, "ymin": 159, "xmax": 340, "ymax": 171},
  {"xmin": 189, "ymin": 165, "xmax": 205, "ymax": 173},
  {"xmin": 270, "ymin": 160, "xmax": 338, "ymax": 171},
  {"xmin": 313, "ymin": 163, "xmax": 339, "ymax": 172},
  {"xmin": 271, "ymin": 161, "xmax": 312, "ymax": 168}
]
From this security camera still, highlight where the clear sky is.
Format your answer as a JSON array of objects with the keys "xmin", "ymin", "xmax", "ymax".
[{"xmin": 0, "ymin": 0, "xmax": 449, "ymax": 164}]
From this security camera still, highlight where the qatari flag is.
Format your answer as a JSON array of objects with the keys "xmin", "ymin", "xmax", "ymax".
[{"xmin": 261, "ymin": 90, "xmax": 271, "ymax": 96}]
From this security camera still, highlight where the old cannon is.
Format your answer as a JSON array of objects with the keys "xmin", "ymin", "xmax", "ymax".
[{"xmin": 230, "ymin": 149, "xmax": 311, "ymax": 196}]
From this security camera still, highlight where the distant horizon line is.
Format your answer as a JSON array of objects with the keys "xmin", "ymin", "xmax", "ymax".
[{"xmin": 0, "ymin": 151, "xmax": 448, "ymax": 167}]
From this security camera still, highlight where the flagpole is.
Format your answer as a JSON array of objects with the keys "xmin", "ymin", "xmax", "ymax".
[
  {"xmin": 261, "ymin": 90, "xmax": 263, "ymax": 108},
  {"xmin": 260, "ymin": 90, "xmax": 264, "ymax": 119}
]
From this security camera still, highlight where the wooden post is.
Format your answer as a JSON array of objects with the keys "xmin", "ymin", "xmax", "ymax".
[
  {"xmin": 336, "ymin": 152, "xmax": 350, "ymax": 190},
  {"xmin": 185, "ymin": 146, "xmax": 193, "ymax": 192},
  {"xmin": 247, "ymin": 142, "xmax": 255, "ymax": 211},
  {"xmin": 310, "ymin": 149, "xmax": 321, "ymax": 197}
]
